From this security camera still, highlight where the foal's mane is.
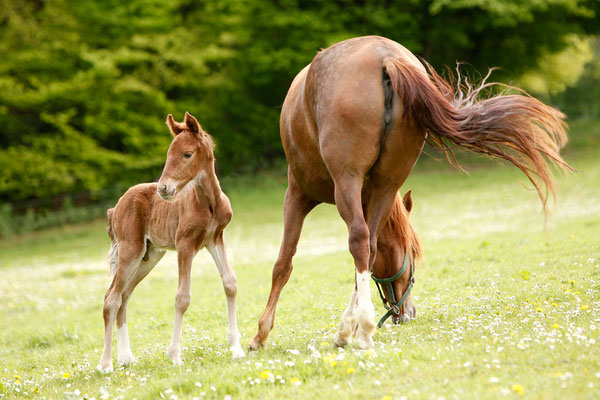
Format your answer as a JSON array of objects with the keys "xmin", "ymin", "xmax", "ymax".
[{"xmin": 385, "ymin": 195, "xmax": 423, "ymax": 262}]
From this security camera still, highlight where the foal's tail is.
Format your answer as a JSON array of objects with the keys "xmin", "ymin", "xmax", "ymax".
[
  {"xmin": 383, "ymin": 57, "xmax": 572, "ymax": 213},
  {"xmin": 106, "ymin": 208, "xmax": 118, "ymax": 275}
]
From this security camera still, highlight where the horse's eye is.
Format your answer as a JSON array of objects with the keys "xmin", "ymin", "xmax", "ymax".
[{"xmin": 183, "ymin": 152, "xmax": 192, "ymax": 159}]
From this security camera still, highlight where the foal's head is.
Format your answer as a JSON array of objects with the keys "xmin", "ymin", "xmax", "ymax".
[
  {"xmin": 372, "ymin": 191, "xmax": 423, "ymax": 324},
  {"xmin": 157, "ymin": 112, "xmax": 215, "ymax": 201}
]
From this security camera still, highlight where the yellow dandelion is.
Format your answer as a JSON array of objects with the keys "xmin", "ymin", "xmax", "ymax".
[
  {"xmin": 320, "ymin": 341, "xmax": 330, "ymax": 347},
  {"xmin": 581, "ymin": 304, "xmax": 588, "ymax": 310},
  {"xmin": 347, "ymin": 368, "xmax": 356, "ymax": 374},
  {"xmin": 260, "ymin": 370, "xmax": 272, "ymax": 379},
  {"xmin": 552, "ymin": 324, "xmax": 560, "ymax": 329},
  {"xmin": 290, "ymin": 377, "xmax": 301, "ymax": 386},
  {"xmin": 512, "ymin": 384, "xmax": 525, "ymax": 395},
  {"xmin": 382, "ymin": 396, "xmax": 392, "ymax": 400},
  {"xmin": 468, "ymin": 315, "xmax": 474, "ymax": 320},
  {"xmin": 536, "ymin": 307, "xmax": 543, "ymax": 313},
  {"xmin": 62, "ymin": 372, "xmax": 70, "ymax": 379}
]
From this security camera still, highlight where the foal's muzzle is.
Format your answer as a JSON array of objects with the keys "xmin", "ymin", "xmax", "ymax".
[{"xmin": 157, "ymin": 183, "xmax": 176, "ymax": 200}]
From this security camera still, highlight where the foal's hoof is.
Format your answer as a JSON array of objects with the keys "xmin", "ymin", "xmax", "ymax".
[
  {"xmin": 97, "ymin": 363, "xmax": 114, "ymax": 374},
  {"xmin": 231, "ymin": 346, "xmax": 246, "ymax": 359},
  {"xmin": 167, "ymin": 348, "xmax": 183, "ymax": 366},
  {"xmin": 117, "ymin": 353, "xmax": 137, "ymax": 366}
]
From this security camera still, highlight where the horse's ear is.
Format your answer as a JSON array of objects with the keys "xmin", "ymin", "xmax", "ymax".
[
  {"xmin": 184, "ymin": 111, "xmax": 202, "ymax": 135},
  {"xmin": 402, "ymin": 190, "xmax": 413, "ymax": 213},
  {"xmin": 166, "ymin": 114, "xmax": 184, "ymax": 136}
]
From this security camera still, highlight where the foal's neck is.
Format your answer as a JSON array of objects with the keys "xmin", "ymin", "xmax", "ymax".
[{"xmin": 193, "ymin": 163, "xmax": 222, "ymax": 212}]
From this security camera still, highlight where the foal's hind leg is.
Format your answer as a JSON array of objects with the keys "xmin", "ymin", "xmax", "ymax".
[
  {"xmin": 207, "ymin": 234, "xmax": 245, "ymax": 358},
  {"xmin": 249, "ymin": 174, "xmax": 318, "ymax": 350},
  {"xmin": 99, "ymin": 240, "xmax": 145, "ymax": 372},
  {"xmin": 115, "ymin": 246, "xmax": 165, "ymax": 366}
]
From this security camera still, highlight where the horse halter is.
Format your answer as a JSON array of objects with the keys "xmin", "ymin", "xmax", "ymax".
[{"xmin": 371, "ymin": 251, "xmax": 415, "ymax": 328}]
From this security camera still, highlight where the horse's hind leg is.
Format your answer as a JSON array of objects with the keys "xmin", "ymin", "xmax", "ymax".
[
  {"xmin": 249, "ymin": 173, "xmax": 318, "ymax": 350},
  {"xmin": 115, "ymin": 246, "xmax": 165, "ymax": 366},
  {"xmin": 99, "ymin": 240, "xmax": 145, "ymax": 372},
  {"xmin": 333, "ymin": 287, "xmax": 358, "ymax": 347},
  {"xmin": 332, "ymin": 174, "xmax": 376, "ymax": 349},
  {"xmin": 207, "ymin": 234, "xmax": 245, "ymax": 358}
]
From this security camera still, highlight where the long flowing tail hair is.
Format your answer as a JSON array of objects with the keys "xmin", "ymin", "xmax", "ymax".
[{"xmin": 383, "ymin": 57, "xmax": 573, "ymax": 213}]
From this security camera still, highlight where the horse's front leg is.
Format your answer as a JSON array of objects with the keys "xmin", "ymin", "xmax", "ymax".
[
  {"xmin": 167, "ymin": 242, "xmax": 194, "ymax": 365},
  {"xmin": 207, "ymin": 234, "xmax": 245, "ymax": 358}
]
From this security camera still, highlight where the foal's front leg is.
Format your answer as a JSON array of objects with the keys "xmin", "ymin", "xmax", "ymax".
[
  {"xmin": 207, "ymin": 235, "xmax": 245, "ymax": 358},
  {"xmin": 167, "ymin": 243, "xmax": 194, "ymax": 365}
]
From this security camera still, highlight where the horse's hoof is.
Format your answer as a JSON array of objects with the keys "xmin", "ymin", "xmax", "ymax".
[
  {"xmin": 333, "ymin": 334, "xmax": 350, "ymax": 347},
  {"xmin": 356, "ymin": 332, "xmax": 374, "ymax": 350},
  {"xmin": 248, "ymin": 338, "xmax": 265, "ymax": 351},
  {"xmin": 231, "ymin": 346, "xmax": 246, "ymax": 359},
  {"xmin": 393, "ymin": 314, "xmax": 414, "ymax": 324}
]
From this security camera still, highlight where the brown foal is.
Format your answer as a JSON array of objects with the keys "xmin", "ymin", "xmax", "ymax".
[
  {"xmin": 249, "ymin": 36, "xmax": 570, "ymax": 350},
  {"xmin": 99, "ymin": 112, "xmax": 244, "ymax": 372}
]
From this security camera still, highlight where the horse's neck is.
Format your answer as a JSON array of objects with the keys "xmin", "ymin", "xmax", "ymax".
[{"xmin": 193, "ymin": 165, "xmax": 222, "ymax": 211}]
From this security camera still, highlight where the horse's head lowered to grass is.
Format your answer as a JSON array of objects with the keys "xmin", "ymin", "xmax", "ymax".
[
  {"xmin": 158, "ymin": 112, "xmax": 215, "ymax": 201},
  {"xmin": 372, "ymin": 190, "xmax": 423, "ymax": 326}
]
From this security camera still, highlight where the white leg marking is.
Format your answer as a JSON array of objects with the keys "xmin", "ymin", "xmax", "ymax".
[
  {"xmin": 355, "ymin": 271, "xmax": 376, "ymax": 349},
  {"xmin": 117, "ymin": 323, "xmax": 136, "ymax": 365},
  {"xmin": 334, "ymin": 288, "xmax": 357, "ymax": 347},
  {"xmin": 208, "ymin": 241, "xmax": 245, "ymax": 359}
]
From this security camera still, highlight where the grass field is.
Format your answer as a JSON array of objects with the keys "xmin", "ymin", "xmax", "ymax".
[{"xmin": 1, "ymin": 149, "xmax": 599, "ymax": 399}]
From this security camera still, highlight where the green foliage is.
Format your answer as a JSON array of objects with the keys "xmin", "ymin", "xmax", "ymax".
[
  {"xmin": 551, "ymin": 38, "xmax": 600, "ymax": 119},
  {"xmin": 0, "ymin": 0, "xmax": 598, "ymax": 207}
]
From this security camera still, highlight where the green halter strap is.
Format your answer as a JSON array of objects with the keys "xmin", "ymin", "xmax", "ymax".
[{"xmin": 371, "ymin": 251, "xmax": 415, "ymax": 328}]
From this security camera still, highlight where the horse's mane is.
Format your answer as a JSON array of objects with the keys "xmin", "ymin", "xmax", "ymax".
[{"xmin": 385, "ymin": 195, "xmax": 423, "ymax": 262}]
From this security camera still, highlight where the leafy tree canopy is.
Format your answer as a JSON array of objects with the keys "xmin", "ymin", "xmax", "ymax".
[{"xmin": 1, "ymin": 0, "xmax": 598, "ymax": 204}]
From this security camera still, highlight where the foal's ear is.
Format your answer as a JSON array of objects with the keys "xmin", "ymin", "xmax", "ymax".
[
  {"xmin": 402, "ymin": 190, "xmax": 413, "ymax": 213},
  {"xmin": 184, "ymin": 111, "xmax": 202, "ymax": 135},
  {"xmin": 166, "ymin": 114, "xmax": 185, "ymax": 136}
]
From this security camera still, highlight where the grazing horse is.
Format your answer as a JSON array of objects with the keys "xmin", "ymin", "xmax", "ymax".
[
  {"xmin": 99, "ymin": 112, "xmax": 245, "ymax": 372},
  {"xmin": 248, "ymin": 35, "xmax": 570, "ymax": 350}
]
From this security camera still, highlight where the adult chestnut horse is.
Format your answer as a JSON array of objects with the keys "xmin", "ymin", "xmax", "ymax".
[
  {"xmin": 249, "ymin": 36, "xmax": 570, "ymax": 350},
  {"xmin": 99, "ymin": 112, "xmax": 244, "ymax": 372}
]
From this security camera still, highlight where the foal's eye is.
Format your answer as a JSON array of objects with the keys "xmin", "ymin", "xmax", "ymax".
[{"xmin": 183, "ymin": 152, "xmax": 192, "ymax": 159}]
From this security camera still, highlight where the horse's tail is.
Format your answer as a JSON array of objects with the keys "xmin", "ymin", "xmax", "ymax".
[
  {"xmin": 382, "ymin": 57, "xmax": 572, "ymax": 212},
  {"xmin": 107, "ymin": 208, "xmax": 118, "ymax": 275}
]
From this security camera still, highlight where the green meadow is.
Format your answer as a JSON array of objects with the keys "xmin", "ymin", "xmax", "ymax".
[{"xmin": 1, "ymin": 146, "xmax": 599, "ymax": 399}]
